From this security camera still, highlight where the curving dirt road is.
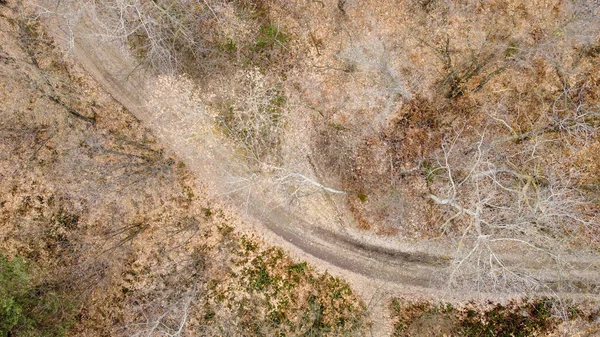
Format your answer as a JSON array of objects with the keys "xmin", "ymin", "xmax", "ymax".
[{"xmin": 36, "ymin": 2, "xmax": 600, "ymax": 321}]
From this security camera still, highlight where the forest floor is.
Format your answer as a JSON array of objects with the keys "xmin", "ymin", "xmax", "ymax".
[{"xmin": 1, "ymin": 0, "xmax": 600, "ymax": 335}]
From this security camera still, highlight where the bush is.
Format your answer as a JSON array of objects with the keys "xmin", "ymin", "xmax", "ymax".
[
  {"xmin": 0, "ymin": 255, "xmax": 30, "ymax": 335},
  {"xmin": 0, "ymin": 254, "xmax": 76, "ymax": 337},
  {"xmin": 389, "ymin": 298, "xmax": 568, "ymax": 337}
]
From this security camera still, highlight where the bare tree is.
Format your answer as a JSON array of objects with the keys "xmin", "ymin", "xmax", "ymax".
[
  {"xmin": 128, "ymin": 285, "xmax": 198, "ymax": 337},
  {"xmin": 427, "ymin": 124, "xmax": 598, "ymax": 293}
]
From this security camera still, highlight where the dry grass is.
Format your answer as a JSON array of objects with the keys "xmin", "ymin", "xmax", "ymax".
[
  {"xmin": 62, "ymin": 0, "xmax": 600, "ymax": 293},
  {"xmin": 20, "ymin": 0, "xmax": 600, "ymax": 332},
  {"xmin": 0, "ymin": 4, "xmax": 369, "ymax": 336}
]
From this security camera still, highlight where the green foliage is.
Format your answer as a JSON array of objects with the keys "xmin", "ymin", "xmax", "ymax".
[
  {"xmin": 288, "ymin": 262, "xmax": 307, "ymax": 273},
  {"xmin": 202, "ymin": 207, "xmax": 213, "ymax": 217},
  {"xmin": 0, "ymin": 254, "xmax": 77, "ymax": 337},
  {"xmin": 0, "ymin": 255, "xmax": 30, "ymax": 335},
  {"xmin": 421, "ymin": 161, "xmax": 441, "ymax": 183},
  {"xmin": 390, "ymin": 298, "xmax": 568, "ymax": 337},
  {"xmin": 255, "ymin": 23, "xmax": 288, "ymax": 49},
  {"xmin": 390, "ymin": 298, "xmax": 564, "ymax": 337},
  {"xmin": 221, "ymin": 38, "xmax": 237, "ymax": 53},
  {"xmin": 461, "ymin": 299, "xmax": 556, "ymax": 337},
  {"xmin": 268, "ymin": 93, "xmax": 286, "ymax": 115},
  {"xmin": 504, "ymin": 41, "xmax": 520, "ymax": 58},
  {"xmin": 223, "ymin": 242, "xmax": 368, "ymax": 336}
]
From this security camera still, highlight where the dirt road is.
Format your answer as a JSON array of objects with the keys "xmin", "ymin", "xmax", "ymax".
[{"xmin": 36, "ymin": 1, "xmax": 600, "ymax": 314}]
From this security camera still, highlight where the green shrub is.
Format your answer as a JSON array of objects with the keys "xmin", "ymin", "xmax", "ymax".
[
  {"xmin": 461, "ymin": 299, "xmax": 557, "ymax": 337},
  {"xmin": 0, "ymin": 255, "xmax": 30, "ymax": 335},
  {"xmin": 390, "ymin": 298, "xmax": 565, "ymax": 337},
  {"xmin": 0, "ymin": 254, "xmax": 77, "ymax": 337},
  {"xmin": 255, "ymin": 23, "xmax": 289, "ymax": 49}
]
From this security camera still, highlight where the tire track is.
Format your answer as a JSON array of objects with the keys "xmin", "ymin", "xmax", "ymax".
[{"xmin": 37, "ymin": 6, "xmax": 600, "ymax": 303}]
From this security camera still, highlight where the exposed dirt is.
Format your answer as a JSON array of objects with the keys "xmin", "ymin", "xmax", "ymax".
[{"xmin": 33, "ymin": 0, "xmax": 600, "ymax": 334}]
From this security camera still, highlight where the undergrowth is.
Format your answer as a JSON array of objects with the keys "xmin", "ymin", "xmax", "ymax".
[
  {"xmin": 200, "ymin": 233, "xmax": 370, "ymax": 336},
  {"xmin": 0, "ymin": 254, "xmax": 77, "ymax": 337},
  {"xmin": 389, "ymin": 298, "xmax": 594, "ymax": 337}
]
